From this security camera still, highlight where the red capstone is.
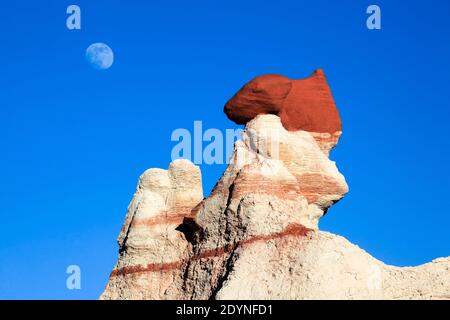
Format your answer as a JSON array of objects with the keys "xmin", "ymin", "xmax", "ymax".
[{"xmin": 224, "ymin": 69, "xmax": 342, "ymax": 134}]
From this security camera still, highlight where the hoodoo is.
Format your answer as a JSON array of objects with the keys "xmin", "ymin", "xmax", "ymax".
[{"xmin": 101, "ymin": 69, "xmax": 450, "ymax": 300}]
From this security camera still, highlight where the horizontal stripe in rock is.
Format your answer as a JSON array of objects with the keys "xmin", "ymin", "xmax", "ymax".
[
  {"xmin": 232, "ymin": 175, "xmax": 300, "ymax": 200},
  {"xmin": 296, "ymin": 173, "xmax": 346, "ymax": 202},
  {"xmin": 110, "ymin": 223, "xmax": 311, "ymax": 277},
  {"xmin": 131, "ymin": 208, "xmax": 197, "ymax": 227},
  {"xmin": 309, "ymin": 131, "xmax": 341, "ymax": 154}
]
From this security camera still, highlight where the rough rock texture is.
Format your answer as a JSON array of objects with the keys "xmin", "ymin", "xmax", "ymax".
[
  {"xmin": 101, "ymin": 70, "xmax": 450, "ymax": 300},
  {"xmin": 210, "ymin": 231, "xmax": 450, "ymax": 300},
  {"xmin": 224, "ymin": 69, "xmax": 342, "ymax": 154},
  {"xmin": 100, "ymin": 160, "xmax": 203, "ymax": 299}
]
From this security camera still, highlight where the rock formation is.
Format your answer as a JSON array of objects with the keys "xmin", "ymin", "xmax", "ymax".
[
  {"xmin": 101, "ymin": 69, "xmax": 450, "ymax": 300},
  {"xmin": 102, "ymin": 160, "xmax": 203, "ymax": 299},
  {"xmin": 224, "ymin": 69, "xmax": 342, "ymax": 154}
]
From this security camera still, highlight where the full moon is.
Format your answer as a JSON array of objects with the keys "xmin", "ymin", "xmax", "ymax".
[{"xmin": 85, "ymin": 43, "xmax": 114, "ymax": 70}]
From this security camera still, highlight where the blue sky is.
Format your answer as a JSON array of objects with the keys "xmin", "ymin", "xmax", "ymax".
[{"xmin": 0, "ymin": 0, "xmax": 449, "ymax": 299}]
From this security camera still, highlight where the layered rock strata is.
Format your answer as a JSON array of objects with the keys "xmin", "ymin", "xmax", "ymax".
[
  {"xmin": 101, "ymin": 70, "xmax": 450, "ymax": 300},
  {"xmin": 101, "ymin": 160, "xmax": 203, "ymax": 299}
]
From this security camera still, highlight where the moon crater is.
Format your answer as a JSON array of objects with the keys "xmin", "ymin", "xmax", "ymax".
[{"xmin": 86, "ymin": 43, "xmax": 114, "ymax": 70}]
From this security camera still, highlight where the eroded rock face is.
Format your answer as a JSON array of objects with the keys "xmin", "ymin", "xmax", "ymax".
[
  {"xmin": 101, "ymin": 70, "xmax": 450, "ymax": 300},
  {"xmin": 101, "ymin": 115, "xmax": 450, "ymax": 300},
  {"xmin": 211, "ymin": 231, "xmax": 450, "ymax": 300},
  {"xmin": 100, "ymin": 160, "xmax": 203, "ymax": 299},
  {"xmin": 174, "ymin": 114, "xmax": 349, "ymax": 299}
]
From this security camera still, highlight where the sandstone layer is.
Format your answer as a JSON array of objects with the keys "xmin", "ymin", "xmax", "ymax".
[
  {"xmin": 101, "ymin": 70, "xmax": 450, "ymax": 300},
  {"xmin": 224, "ymin": 69, "xmax": 342, "ymax": 154}
]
